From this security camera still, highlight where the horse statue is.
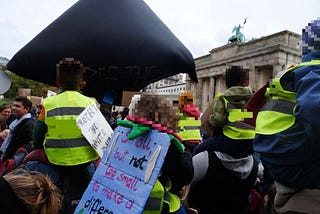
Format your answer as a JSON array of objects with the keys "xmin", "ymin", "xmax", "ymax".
[{"xmin": 228, "ymin": 19, "xmax": 246, "ymax": 43}]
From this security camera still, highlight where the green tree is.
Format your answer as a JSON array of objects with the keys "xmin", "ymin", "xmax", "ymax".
[{"xmin": 4, "ymin": 71, "xmax": 57, "ymax": 98}]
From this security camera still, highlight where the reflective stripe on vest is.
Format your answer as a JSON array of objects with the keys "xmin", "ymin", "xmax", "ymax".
[
  {"xmin": 266, "ymin": 60, "xmax": 320, "ymax": 102},
  {"xmin": 178, "ymin": 129, "xmax": 201, "ymax": 141},
  {"xmin": 256, "ymin": 61, "xmax": 320, "ymax": 135},
  {"xmin": 143, "ymin": 180, "xmax": 164, "ymax": 214},
  {"xmin": 255, "ymin": 99, "xmax": 295, "ymax": 135},
  {"xmin": 177, "ymin": 117, "xmax": 201, "ymax": 127},
  {"xmin": 143, "ymin": 179, "xmax": 181, "ymax": 214},
  {"xmin": 43, "ymin": 91, "xmax": 99, "ymax": 165},
  {"xmin": 144, "ymin": 197, "xmax": 162, "ymax": 212},
  {"xmin": 177, "ymin": 116, "xmax": 201, "ymax": 141},
  {"xmin": 45, "ymin": 138, "xmax": 89, "ymax": 148},
  {"xmin": 294, "ymin": 60, "xmax": 320, "ymax": 68},
  {"xmin": 223, "ymin": 123, "xmax": 255, "ymax": 140},
  {"xmin": 223, "ymin": 100, "xmax": 255, "ymax": 140},
  {"xmin": 47, "ymin": 107, "xmax": 85, "ymax": 117},
  {"xmin": 165, "ymin": 191, "xmax": 181, "ymax": 213}
]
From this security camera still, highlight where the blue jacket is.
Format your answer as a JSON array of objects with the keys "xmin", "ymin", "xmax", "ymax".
[{"xmin": 254, "ymin": 52, "xmax": 320, "ymax": 189}]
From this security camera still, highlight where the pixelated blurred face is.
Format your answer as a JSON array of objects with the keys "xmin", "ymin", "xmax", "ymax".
[
  {"xmin": 1, "ymin": 107, "xmax": 11, "ymax": 119},
  {"xmin": 56, "ymin": 58, "xmax": 84, "ymax": 90},
  {"xmin": 12, "ymin": 101, "xmax": 29, "ymax": 119},
  {"xmin": 179, "ymin": 91, "xmax": 194, "ymax": 108},
  {"xmin": 225, "ymin": 66, "xmax": 250, "ymax": 88},
  {"xmin": 302, "ymin": 18, "xmax": 320, "ymax": 55},
  {"xmin": 131, "ymin": 94, "xmax": 179, "ymax": 130}
]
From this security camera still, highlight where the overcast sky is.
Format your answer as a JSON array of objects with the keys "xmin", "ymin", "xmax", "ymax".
[{"xmin": 0, "ymin": 0, "xmax": 319, "ymax": 59}]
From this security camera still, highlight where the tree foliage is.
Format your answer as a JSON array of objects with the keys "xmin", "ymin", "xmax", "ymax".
[{"xmin": 3, "ymin": 71, "xmax": 57, "ymax": 98}]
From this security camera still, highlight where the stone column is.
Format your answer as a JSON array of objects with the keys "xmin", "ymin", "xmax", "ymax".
[
  {"xmin": 248, "ymin": 65, "xmax": 256, "ymax": 90},
  {"xmin": 273, "ymin": 64, "xmax": 284, "ymax": 77},
  {"xmin": 209, "ymin": 76, "xmax": 215, "ymax": 102},
  {"xmin": 196, "ymin": 78, "xmax": 203, "ymax": 111}
]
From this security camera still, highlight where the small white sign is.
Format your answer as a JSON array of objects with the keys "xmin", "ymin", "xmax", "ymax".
[
  {"xmin": 76, "ymin": 104, "xmax": 113, "ymax": 157},
  {"xmin": 46, "ymin": 90, "xmax": 57, "ymax": 97}
]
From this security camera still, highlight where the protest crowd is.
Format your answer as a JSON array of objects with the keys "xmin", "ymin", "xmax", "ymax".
[{"xmin": 0, "ymin": 18, "xmax": 320, "ymax": 214}]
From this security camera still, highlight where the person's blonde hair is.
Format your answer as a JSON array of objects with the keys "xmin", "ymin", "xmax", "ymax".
[{"xmin": 3, "ymin": 168, "xmax": 63, "ymax": 214}]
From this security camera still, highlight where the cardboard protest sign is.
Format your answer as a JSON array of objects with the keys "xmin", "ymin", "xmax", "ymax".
[
  {"xmin": 76, "ymin": 104, "xmax": 114, "ymax": 157},
  {"xmin": 18, "ymin": 88, "xmax": 31, "ymax": 96},
  {"xmin": 74, "ymin": 125, "xmax": 170, "ymax": 214}
]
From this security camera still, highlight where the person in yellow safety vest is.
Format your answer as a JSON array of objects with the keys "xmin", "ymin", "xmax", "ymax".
[
  {"xmin": 253, "ymin": 18, "xmax": 320, "ymax": 213},
  {"xmin": 43, "ymin": 90, "xmax": 98, "ymax": 165},
  {"xmin": 200, "ymin": 65, "xmax": 251, "ymax": 141},
  {"xmin": 126, "ymin": 94, "xmax": 194, "ymax": 214},
  {"xmin": 209, "ymin": 86, "xmax": 255, "ymax": 140},
  {"xmin": 177, "ymin": 90, "xmax": 201, "ymax": 154},
  {"xmin": 188, "ymin": 86, "xmax": 258, "ymax": 213},
  {"xmin": 25, "ymin": 58, "xmax": 99, "ymax": 214}
]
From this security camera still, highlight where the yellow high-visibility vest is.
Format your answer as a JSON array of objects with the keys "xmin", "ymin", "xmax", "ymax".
[
  {"xmin": 43, "ymin": 91, "xmax": 99, "ymax": 165},
  {"xmin": 256, "ymin": 60, "xmax": 320, "ymax": 135},
  {"xmin": 222, "ymin": 97, "xmax": 255, "ymax": 140},
  {"xmin": 143, "ymin": 179, "xmax": 181, "ymax": 214}
]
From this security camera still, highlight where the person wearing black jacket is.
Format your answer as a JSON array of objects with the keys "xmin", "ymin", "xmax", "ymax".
[
  {"xmin": 0, "ymin": 96, "xmax": 34, "ymax": 165},
  {"xmin": 187, "ymin": 87, "xmax": 258, "ymax": 214}
]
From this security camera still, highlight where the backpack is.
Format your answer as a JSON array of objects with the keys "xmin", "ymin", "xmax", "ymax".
[{"xmin": 209, "ymin": 86, "xmax": 252, "ymax": 128}]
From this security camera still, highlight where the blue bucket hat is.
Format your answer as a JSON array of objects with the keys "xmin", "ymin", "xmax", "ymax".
[{"xmin": 302, "ymin": 18, "xmax": 320, "ymax": 56}]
